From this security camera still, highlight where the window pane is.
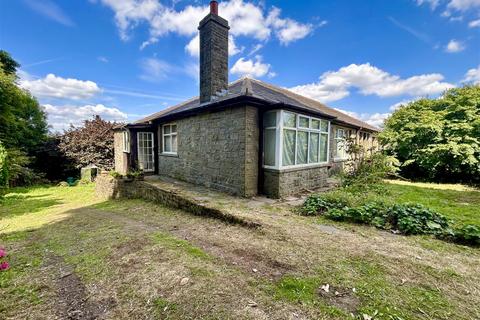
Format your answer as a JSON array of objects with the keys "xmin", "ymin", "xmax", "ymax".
[
  {"xmin": 299, "ymin": 116, "xmax": 309, "ymax": 128},
  {"xmin": 171, "ymin": 125, "xmax": 177, "ymax": 133},
  {"xmin": 282, "ymin": 129, "xmax": 296, "ymax": 166},
  {"xmin": 321, "ymin": 120, "xmax": 329, "ymax": 133},
  {"xmin": 164, "ymin": 126, "xmax": 171, "ymax": 134},
  {"xmin": 172, "ymin": 135, "xmax": 177, "ymax": 153},
  {"xmin": 297, "ymin": 131, "xmax": 308, "ymax": 164},
  {"xmin": 336, "ymin": 129, "xmax": 344, "ymax": 138},
  {"xmin": 320, "ymin": 134, "xmax": 328, "ymax": 162},
  {"xmin": 263, "ymin": 112, "xmax": 276, "ymax": 128},
  {"xmin": 336, "ymin": 139, "xmax": 346, "ymax": 159},
  {"xmin": 309, "ymin": 132, "xmax": 319, "ymax": 163},
  {"xmin": 311, "ymin": 119, "xmax": 320, "ymax": 130},
  {"xmin": 264, "ymin": 129, "xmax": 276, "ymax": 166},
  {"xmin": 164, "ymin": 136, "xmax": 171, "ymax": 152},
  {"xmin": 283, "ymin": 112, "xmax": 296, "ymax": 128}
]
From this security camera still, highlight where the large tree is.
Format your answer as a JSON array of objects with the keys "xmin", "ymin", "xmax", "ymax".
[
  {"xmin": 0, "ymin": 51, "xmax": 49, "ymax": 186},
  {"xmin": 0, "ymin": 52, "xmax": 48, "ymax": 154},
  {"xmin": 59, "ymin": 116, "xmax": 116, "ymax": 170},
  {"xmin": 380, "ymin": 85, "xmax": 480, "ymax": 183}
]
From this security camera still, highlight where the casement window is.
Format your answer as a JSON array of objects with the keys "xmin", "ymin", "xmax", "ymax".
[
  {"xmin": 335, "ymin": 128, "xmax": 348, "ymax": 160},
  {"xmin": 263, "ymin": 110, "xmax": 330, "ymax": 169},
  {"xmin": 137, "ymin": 132, "xmax": 155, "ymax": 172},
  {"xmin": 162, "ymin": 124, "xmax": 177, "ymax": 155},
  {"xmin": 122, "ymin": 131, "xmax": 130, "ymax": 153}
]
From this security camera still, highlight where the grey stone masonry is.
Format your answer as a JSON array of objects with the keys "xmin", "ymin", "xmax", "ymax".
[
  {"xmin": 157, "ymin": 106, "xmax": 259, "ymax": 197},
  {"xmin": 199, "ymin": 13, "xmax": 229, "ymax": 103},
  {"xmin": 114, "ymin": 131, "xmax": 128, "ymax": 175}
]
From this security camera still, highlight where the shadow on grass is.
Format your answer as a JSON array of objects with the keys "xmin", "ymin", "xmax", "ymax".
[{"xmin": 0, "ymin": 193, "xmax": 63, "ymax": 219}]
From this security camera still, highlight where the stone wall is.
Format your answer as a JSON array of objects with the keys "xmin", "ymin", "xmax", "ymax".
[
  {"xmin": 95, "ymin": 174, "xmax": 260, "ymax": 228},
  {"xmin": 114, "ymin": 131, "xmax": 128, "ymax": 175},
  {"xmin": 263, "ymin": 165, "xmax": 330, "ymax": 198},
  {"xmin": 157, "ymin": 106, "xmax": 259, "ymax": 197}
]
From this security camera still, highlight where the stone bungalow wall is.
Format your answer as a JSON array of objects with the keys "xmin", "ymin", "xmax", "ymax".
[
  {"xmin": 263, "ymin": 123, "xmax": 353, "ymax": 198},
  {"xmin": 114, "ymin": 131, "xmax": 129, "ymax": 175},
  {"xmin": 157, "ymin": 106, "xmax": 259, "ymax": 197}
]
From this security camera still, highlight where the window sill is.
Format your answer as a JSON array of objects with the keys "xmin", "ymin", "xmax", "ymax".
[
  {"xmin": 264, "ymin": 162, "xmax": 331, "ymax": 173},
  {"xmin": 160, "ymin": 153, "xmax": 179, "ymax": 158}
]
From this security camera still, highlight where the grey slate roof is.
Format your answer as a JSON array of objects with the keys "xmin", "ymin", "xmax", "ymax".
[{"xmin": 134, "ymin": 77, "xmax": 380, "ymax": 132}]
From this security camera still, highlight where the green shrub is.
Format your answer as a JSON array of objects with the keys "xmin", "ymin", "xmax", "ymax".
[
  {"xmin": 440, "ymin": 225, "xmax": 480, "ymax": 246},
  {"xmin": 341, "ymin": 153, "xmax": 399, "ymax": 189},
  {"xmin": 387, "ymin": 204, "xmax": 449, "ymax": 235},
  {"xmin": 302, "ymin": 193, "xmax": 349, "ymax": 216},
  {"xmin": 109, "ymin": 171, "xmax": 123, "ymax": 179}
]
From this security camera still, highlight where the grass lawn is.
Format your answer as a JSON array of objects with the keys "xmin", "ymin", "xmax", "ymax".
[
  {"xmin": 0, "ymin": 182, "xmax": 479, "ymax": 319},
  {"xmin": 384, "ymin": 180, "xmax": 480, "ymax": 226}
]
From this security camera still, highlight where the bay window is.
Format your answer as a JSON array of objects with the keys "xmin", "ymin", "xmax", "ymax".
[{"xmin": 263, "ymin": 110, "xmax": 330, "ymax": 169}]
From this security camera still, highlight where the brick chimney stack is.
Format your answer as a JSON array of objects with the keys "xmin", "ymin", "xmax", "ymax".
[{"xmin": 199, "ymin": 0, "xmax": 229, "ymax": 103}]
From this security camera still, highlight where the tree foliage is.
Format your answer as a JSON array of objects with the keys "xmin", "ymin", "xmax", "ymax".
[
  {"xmin": 0, "ymin": 141, "xmax": 8, "ymax": 196},
  {"xmin": 0, "ymin": 67, "xmax": 48, "ymax": 153},
  {"xmin": 380, "ymin": 85, "xmax": 480, "ymax": 183},
  {"xmin": 59, "ymin": 116, "xmax": 116, "ymax": 170},
  {"xmin": 0, "ymin": 51, "xmax": 49, "ymax": 186},
  {"xmin": 0, "ymin": 50, "xmax": 20, "ymax": 76}
]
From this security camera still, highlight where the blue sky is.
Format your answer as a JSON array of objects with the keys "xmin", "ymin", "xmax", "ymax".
[{"xmin": 1, "ymin": 0, "xmax": 479, "ymax": 131}]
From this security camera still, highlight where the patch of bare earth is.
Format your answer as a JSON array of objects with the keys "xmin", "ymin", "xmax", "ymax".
[
  {"xmin": 45, "ymin": 254, "xmax": 117, "ymax": 320},
  {"xmin": 317, "ymin": 285, "xmax": 360, "ymax": 314}
]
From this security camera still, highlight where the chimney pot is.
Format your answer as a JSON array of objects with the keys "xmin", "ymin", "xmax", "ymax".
[{"xmin": 210, "ymin": 1, "xmax": 218, "ymax": 15}]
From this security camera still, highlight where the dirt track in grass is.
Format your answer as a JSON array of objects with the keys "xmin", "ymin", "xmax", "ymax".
[{"xmin": 1, "ymin": 185, "xmax": 479, "ymax": 319}]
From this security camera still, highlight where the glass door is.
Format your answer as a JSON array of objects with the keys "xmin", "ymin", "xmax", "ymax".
[{"xmin": 137, "ymin": 132, "xmax": 155, "ymax": 172}]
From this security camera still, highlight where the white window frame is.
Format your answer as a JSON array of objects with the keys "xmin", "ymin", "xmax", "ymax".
[
  {"xmin": 162, "ymin": 123, "xmax": 177, "ymax": 155},
  {"xmin": 122, "ymin": 131, "xmax": 130, "ymax": 153},
  {"xmin": 334, "ymin": 128, "xmax": 348, "ymax": 161},
  {"xmin": 137, "ymin": 132, "xmax": 155, "ymax": 172},
  {"xmin": 263, "ymin": 109, "xmax": 331, "ymax": 170}
]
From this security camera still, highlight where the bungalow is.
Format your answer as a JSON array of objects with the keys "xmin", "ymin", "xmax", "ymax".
[{"xmin": 114, "ymin": 0, "xmax": 380, "ymax": 198}]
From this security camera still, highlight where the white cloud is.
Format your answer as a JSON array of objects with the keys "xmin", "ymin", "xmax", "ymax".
[
  {"xmin": 230, "ymin": 56, "xmax": 272, "ymax": 78},
  {"xmin": 389, "ymin": 100, "xmax": 413, "ymax": 111},
  {"xmin": 20, "ymin": 74, "xmax": 101, "ymax": 100},
  {"xmin": 138, "ymin": 58, "xmax": 173, "ymax": 82},
  {"xmin": 23, "ymin": 0, "xmax": 74, "ymax": 26},
  {"xmin": 335, "ymin": 108, "xmax": 390, "ymax": 128},
  {"xmin": 94, "ymin": 0, "xmax": 313, "ymax": 49},
  {"xmin": 266, "ymin": 7, "xmax": 313, "ymax": 45},
  {"xmin": 43, "ymin": 103, "xmax": 127, "ymax": 131},
  {"xmin": 445, "ymin": 39, "xmax": 466, "ymax": 52},
  {"xmin": 463, "ymin": 65, "xmax": 480, "ymax": 84},
  {"xmin": 97, "ymin": 56, "xmax": 109, "ymax": 63},
  {"xmin": 290, "ymin": 63, "xmax": 454, "ymax": 103},
  {"xmin": 248, "ymin": 44, "xmax": 264, "ymax": 56},
  {"xmin": 447, "ymin": 0, "xmax": 480, "ymax": 12},
  {"xmin": 185, "ymin": 34, "xmax": 243, "ymax": 57},
  {"xmin": 468, "ymin": 18, "xmax": 480, "ymax": 26},
  {"xmin": 416, "ymin": 0, "xmax": 441, "ymax": 9}
]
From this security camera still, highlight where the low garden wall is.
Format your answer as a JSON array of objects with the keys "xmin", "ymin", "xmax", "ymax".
[{"xmin": 95, "ymin": 174, "xmax": 260, "ymax": 228}]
